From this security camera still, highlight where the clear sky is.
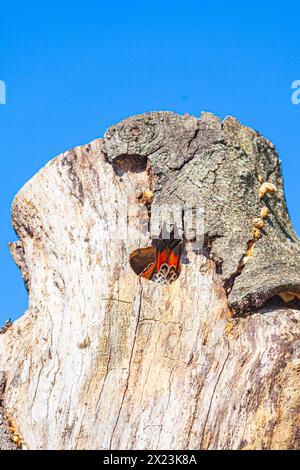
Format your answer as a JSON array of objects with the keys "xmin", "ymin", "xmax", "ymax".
[{"xmin": 0, "ymin": 0, "xmax": 299, "ymax": 324}]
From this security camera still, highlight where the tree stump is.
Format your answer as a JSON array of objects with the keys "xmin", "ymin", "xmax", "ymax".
[{"xmin": 0, "ymin": 111, "xmax": 299, "ymax": 450}]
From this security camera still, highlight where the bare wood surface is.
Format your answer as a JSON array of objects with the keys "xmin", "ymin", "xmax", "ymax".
[{"xmin": 0, "ymin": 112, "xmax": 299, "ymax": 450}]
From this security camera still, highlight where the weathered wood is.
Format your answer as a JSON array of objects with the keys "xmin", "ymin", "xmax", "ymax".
[
  {"xmin": 104, "ymin": 111, "xmax": 300, "ymax": 313},
  {"xmin": 0, "ymin": 371, "xmax": 17, "ymax": 450},
  {"xmin": 0, "ymin": 112, "xmax": 299, "ymax": 450}
]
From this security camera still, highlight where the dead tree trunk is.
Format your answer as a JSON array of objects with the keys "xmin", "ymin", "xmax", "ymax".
[{"xmin": 0, "ymin": 111, "xmax": 299, "ymax": 450}]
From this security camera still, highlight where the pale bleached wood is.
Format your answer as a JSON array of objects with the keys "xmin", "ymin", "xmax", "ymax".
[{"xmin": 0, "ymin": 115, "xmax": 299, "ymax": 450}]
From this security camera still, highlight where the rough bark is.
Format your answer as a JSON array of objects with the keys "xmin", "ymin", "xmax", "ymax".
[{"xmin": 0, "ymin": 111, "xmax": 299, "ymax": 450}]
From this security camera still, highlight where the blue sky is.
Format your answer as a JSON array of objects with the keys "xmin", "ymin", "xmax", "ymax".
[{"xmin": 0, "ymin": 0, "xmax": 299, "ymax": 324}]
